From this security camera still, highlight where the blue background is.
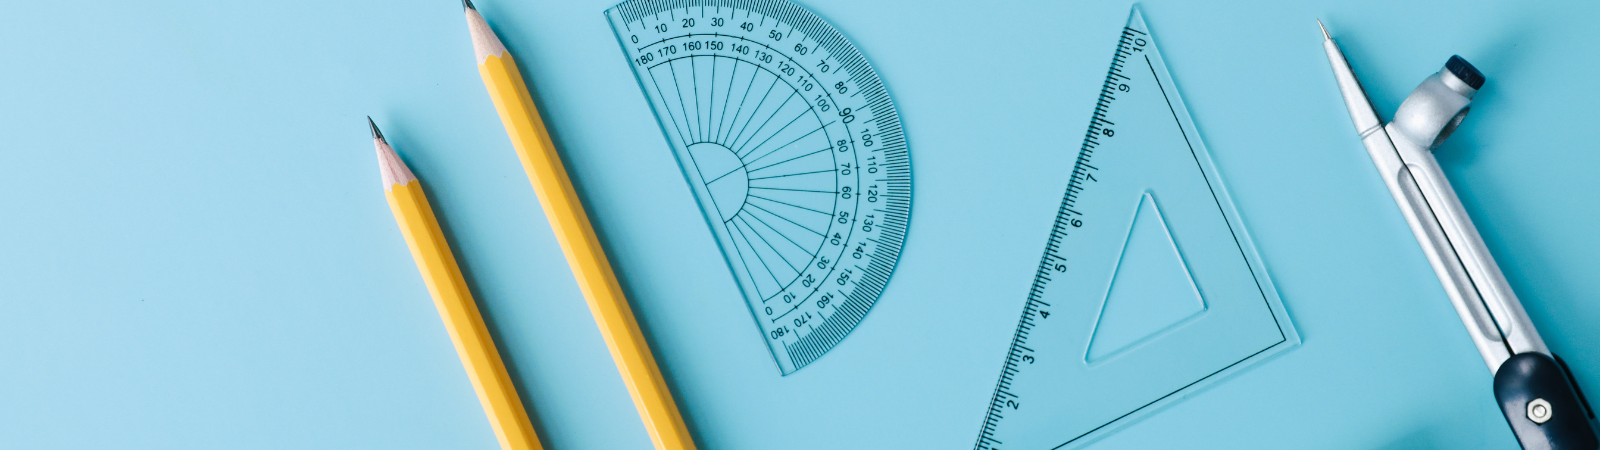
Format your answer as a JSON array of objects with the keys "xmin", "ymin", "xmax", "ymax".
[{"xmin": 1, "ymin": 0, "xmax": 1595, "ymax": 448}]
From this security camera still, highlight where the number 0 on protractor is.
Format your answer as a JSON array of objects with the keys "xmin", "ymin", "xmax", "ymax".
[{"xmin": 606, "ymin": 0, "xmax": 912, "ymax": 375}]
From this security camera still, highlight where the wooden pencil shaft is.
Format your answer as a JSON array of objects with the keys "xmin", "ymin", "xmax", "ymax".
[
  {"xmin": 465, "ymin": 9, "xmax": 697, "ymax": 450},
  {"xmin": 380, "ymin": 143, "xmax": 543, "ymax": 450}
]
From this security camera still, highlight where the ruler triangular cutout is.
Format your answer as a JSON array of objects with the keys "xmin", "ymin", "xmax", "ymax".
[
  {"xmin": 1085, "ymin": 192, "xmax": 1206, "ymax": 364},
  {"xmin": 973, "ymin": 7, "xmax": 1298, "ymax": 450}
]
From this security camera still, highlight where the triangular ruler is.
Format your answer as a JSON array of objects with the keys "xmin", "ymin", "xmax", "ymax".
[{"xmin": 973, "ymin": 7, "xmax": 1298, "ymax": 449}]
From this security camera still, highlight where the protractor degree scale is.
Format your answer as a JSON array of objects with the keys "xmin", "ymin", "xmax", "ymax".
[{"xmin": 606, "ymin": 0, "xmax": 911, "ymax": 375}]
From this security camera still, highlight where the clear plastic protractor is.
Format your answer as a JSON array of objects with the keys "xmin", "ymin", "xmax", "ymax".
[{"xmin": 605, "ymin": 0, "xmax": 911, "ymax": 375}]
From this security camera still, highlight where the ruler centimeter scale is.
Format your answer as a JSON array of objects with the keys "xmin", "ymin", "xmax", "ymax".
[
  {"xmin": 974, "ymin": 8, "xmax": 1298, "ymax": 449},
  {"xmin": 606, "ymin": 0, "xmax": 911, "ymax": 375}
]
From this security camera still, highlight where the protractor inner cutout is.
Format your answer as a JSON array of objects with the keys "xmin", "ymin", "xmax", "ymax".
[{"xmin": 606, "ymin": 0, "xmax": 911, "ymax": 375}]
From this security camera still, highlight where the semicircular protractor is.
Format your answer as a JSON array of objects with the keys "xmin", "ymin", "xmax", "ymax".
[{"xmin": 606, "ymin": 0, "xmax": 911, "ymax": 375}]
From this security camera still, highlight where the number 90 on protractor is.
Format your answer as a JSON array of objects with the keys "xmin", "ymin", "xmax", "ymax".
[{"xmin": 605, "ymin": 0, "xmax": 912, "ymax": 375}]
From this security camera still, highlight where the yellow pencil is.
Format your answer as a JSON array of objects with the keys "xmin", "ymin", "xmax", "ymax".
[
  {"xmin": 370, "ymin": 118, "xmax": 543, "ymax": 450},
  {"xmin": 460, "ymin": 2, "xmax": 697, "ymax": 450}
]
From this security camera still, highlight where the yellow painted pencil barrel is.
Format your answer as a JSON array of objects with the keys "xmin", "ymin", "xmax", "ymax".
[
  {"xmin": 462, "ymin": 4, "xmax": 697, "ymax": 450},
  {"xmin": 372, "ymin": 119, "xmax": 543, "ymax": 450}
]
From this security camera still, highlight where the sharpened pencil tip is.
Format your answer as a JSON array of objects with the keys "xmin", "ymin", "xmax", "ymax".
[
  {"xmin": 368, "ymin": 116, "xmax": 385, "ymax": 141},
  {"xmin": 463, "ymin": 0, "xmax": 475, "ymax": 11},
  {"xmin": 1317, "ymin": 19, "xmax": 1330, "ymax": 40}
]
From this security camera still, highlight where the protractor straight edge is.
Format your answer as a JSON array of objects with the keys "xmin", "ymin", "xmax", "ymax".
[
  {"xmin": 605, "ymin": 0, "xmax": 912, "ymax": 375},
  {"xmin": 974, "ymin": 7, "xmax": 1297, "ymax": 450}
]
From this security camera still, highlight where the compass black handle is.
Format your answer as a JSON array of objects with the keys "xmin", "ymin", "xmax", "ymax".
[{"xmin": 1495, "ymin": 352, "xmax": 1600, "ymax": 450}]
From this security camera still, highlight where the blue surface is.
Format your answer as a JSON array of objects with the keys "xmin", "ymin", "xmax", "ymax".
[{"xmin": 0, "ymin": 0, "xmax": 1596, "ymax": 449}]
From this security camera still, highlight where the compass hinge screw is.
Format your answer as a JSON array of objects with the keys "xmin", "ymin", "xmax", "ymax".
[{"xmin": 1527, "ymin": 398, "xmax": 1553, "ymax": 424}]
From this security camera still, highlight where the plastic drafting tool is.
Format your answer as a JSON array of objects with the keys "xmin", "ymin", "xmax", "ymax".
[
  {"xmin": 606, "ymin": 0, "xmax": 912, "ymax": 375},
  {"xmin": 972, "ymin": 8, "xmax": 1298, "ymax": 449}
]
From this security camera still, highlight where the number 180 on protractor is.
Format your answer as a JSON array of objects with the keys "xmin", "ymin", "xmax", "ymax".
[{"xmin": 606, "ymin": 0, "xmax": 912, "ymax": 375}]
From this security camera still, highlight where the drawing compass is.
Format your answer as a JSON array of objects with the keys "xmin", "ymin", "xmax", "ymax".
[{"xmin": 1319, "ymin": 19, "xmax": 1599, "ymax": 450}]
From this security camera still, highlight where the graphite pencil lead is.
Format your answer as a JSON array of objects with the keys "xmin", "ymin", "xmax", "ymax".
[
  {"xmin": 1317, "ymin": 19, "xmax": 1330, "ymax": 40},
  {"xmin": 368, "ymin": 116, "xmax": 386, "ymax": 141},
  {"xmin": 462, "ymin": 0, "xmax": 475, "ymax": 11}
]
